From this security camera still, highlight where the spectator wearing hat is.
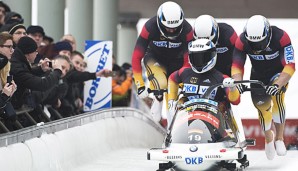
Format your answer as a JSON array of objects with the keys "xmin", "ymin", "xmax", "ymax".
[
  {"xmin": 54, "ymin": 41, "xmax": 73, "ymax": 58},
  {"xmin": 9, "ymin": 36, "xmax": 64, "ymax": 110},
  {"xmin": 0, "ymin": 11, "xmax": 24, "ymax": 33},
  {"xmin": 27, "ymin": 25, "xmax": 45, "ymax": 48},
  {"xmin": 61, "ymin": 34, "xmax": 77, "ymax": 51},
  {"xmin": 27, "ymin": 25, "xmax": 47, "ymax": 64},
  {"xmin": 0, "ymin": 1, "xmax": 10, "ymax": 27},
  {"xmin": 7, "ymin": 24, "xmax": 27, "ymax": 46},
  {"xmin": 4, "ymin": 11, "xmax": 23, "ymax": 25},
  {"xmin": 42, "ymin": 35, "xmax": 54, "ymax": 46},
  {"xmin": 39, "ymin": 40, "xmax": 73, "ymax": 62}
]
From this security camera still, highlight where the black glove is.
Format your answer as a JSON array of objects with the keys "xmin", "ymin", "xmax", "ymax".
[
  {"xmin": 265, "ymin": 84, "xmax": 279, "ymax": 96},
  {"xmin": 137, "ymin": 86, "xmax": 148, "ymax": 98},
  {"xmin": 236, "ymin": 84, "xmax": 248, "ymax": 94}
]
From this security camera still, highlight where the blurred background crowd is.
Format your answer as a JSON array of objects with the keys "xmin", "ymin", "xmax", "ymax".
[{"xmin": 0, "ymin": 1, "xmax": 133, "ymax": 133}]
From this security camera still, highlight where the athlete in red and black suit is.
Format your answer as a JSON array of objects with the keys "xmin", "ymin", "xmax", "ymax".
[
  {"xmin": 168, "ymin": 39, "xmax": 240, "ymax": 126},
  {"xmin": 169, "ymin": 68, "xmax": 239, "ymax": 104},
  {"xmin": 131, "ymin": 2, "xmax": 193, "ymax": 125},
  {"xmin": 131, "ymin": 17, "xmax": 193, "ymax": 97},
  {"xmin": 193, "ymin": 15, "xmax": 238, "ymax": 76},
  {"xmin": 215, "ymin": 23, "xmax": 237, "ymax": 76},
  {"xmin": 232, "ymin": 15, "xmax": 295, "ymax": 160}
]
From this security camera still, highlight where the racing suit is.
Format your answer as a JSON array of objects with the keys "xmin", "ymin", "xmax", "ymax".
[
  {"xmin": 131, "ymin": 16, "xmax": 193, "ymax": 97},
  {"xmin": 214, "ymin": 23, "xmax": 238, "ymax": 76},
  {"xmin": 232, "ymin": 26, "xmax": 295, "ymax": 132},
  {"xmin": 168, "ymin": 67, "xmax": 240, "ymax": 105},
  {"xmin": 168, "ymin": 67, "xmax": 240, "ymax": 131}
]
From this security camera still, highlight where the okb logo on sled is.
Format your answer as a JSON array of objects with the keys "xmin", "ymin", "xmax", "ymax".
[{"xmin": 185, "ymin": 157, "xmax": 204, "ymax": 165}]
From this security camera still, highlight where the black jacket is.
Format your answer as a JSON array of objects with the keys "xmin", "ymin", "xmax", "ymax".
[{"xmin": 9, "ymin": 48, "xmax": 62, "ymax": 109}]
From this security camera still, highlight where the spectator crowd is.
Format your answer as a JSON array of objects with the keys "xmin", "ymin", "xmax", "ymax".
[{"xmin": 0, "ymin": 1, "xmax": 133, "ymax": 133}]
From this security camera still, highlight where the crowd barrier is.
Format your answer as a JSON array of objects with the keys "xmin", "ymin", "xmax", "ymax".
[{"xmin": 0, "ymin": 108, "xmax": 166, "ymax": 171}]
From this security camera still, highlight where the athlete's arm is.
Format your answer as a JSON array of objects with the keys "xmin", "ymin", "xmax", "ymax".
[
  {"xmin": 131, "ymin": 25, "xmax": 150, "ymax": 89},
  {"xmin": 275, "ymin": 32, "xmax": 295, "ymax": 88},
  {"xmin": 182, "ymin": 24, "xmax": 194, "ymax": 67},
  {"xmin": 223, "ymin": 75, "xmax": 240, "ymax": 105},
  {"xmin": 231, "ymin": 35, "xmax": 247, "ymax": 81},
  {"xmin": 168, "ymin": 71, "xmax": 180, "ymax": 101}
]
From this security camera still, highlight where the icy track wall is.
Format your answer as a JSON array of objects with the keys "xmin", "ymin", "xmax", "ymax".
[{"xmin": 0, "ymin": 108, "xmax": 165, "ymax": 171}]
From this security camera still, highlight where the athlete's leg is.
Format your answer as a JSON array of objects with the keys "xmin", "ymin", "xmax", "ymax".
[
  {"xmin": 271, "ymin": 86, "xmax": 288, "ymax": 156},
  {"xmin": 143, "ymin": 55, "xmax": 167, "ymax": 125},
  {"xmin": 251, "ymin": 88, "xmax": 275, "ymax": 160}
]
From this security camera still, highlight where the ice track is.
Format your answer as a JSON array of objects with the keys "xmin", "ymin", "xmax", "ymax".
[{"xmin": 0, "ymin": 108, "xmax": 297, "ymax": 171}]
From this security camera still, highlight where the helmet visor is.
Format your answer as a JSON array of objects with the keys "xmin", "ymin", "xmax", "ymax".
[
  {"xmin": 189, "ymin": 47, "xmax": 216, "ymax": 68},
  {"xmin": 247, "ymin": 36, "xmax": 270, "ymax": 51},
  {"xmin": 158, "ymin": 18, "xmax": 183, "ymax": 39}
]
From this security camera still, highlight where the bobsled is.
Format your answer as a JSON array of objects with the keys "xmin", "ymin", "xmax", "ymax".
[{"xmin": 147, "ymin": 80, "xmax": 266, "ymax": 171}]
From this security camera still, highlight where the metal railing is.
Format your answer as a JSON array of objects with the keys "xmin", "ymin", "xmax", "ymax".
[{"xmin": 0, "ymin": 107, "xmax": 166, "ymax": 147}]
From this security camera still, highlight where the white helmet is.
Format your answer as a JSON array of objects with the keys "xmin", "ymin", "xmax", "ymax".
[
  {"xmin": 188, "ymin": 39, "xmax": 217, "ymax": 73},
  {"xmin": 157, "ymin": 1, "xmax": 184, "ymax": 40},
  {"xmin": 193, "ymin": 15, "xmax": 219, "ymax": 45},
  {"xmin": 244, "ymin": 15, "xmax": 272, "ymax": 52}
]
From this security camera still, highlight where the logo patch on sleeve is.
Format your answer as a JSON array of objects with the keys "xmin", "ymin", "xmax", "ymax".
[{"xmin": 284, "ymin": 45, "xmax": 294, "ymax": 64}]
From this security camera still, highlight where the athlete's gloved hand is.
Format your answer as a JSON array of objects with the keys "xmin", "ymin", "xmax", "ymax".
[
  {"xmin": 266, "ymin": 84, "xmax": 280, "ymax": 96},
  {"xmin": 236, "ymin": 84, "xmax": 248, "ymax": 94},
  {"xmin": 137, "ymin": 86, "xmax": 148, "ymax": 99},
  {"xmin": 223, "ymin": 78, "xmax": 235, "ymax": 88}
]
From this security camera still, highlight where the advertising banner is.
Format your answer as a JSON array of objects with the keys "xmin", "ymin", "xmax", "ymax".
[
  {"xmin": 84, "ymin": 40, "xmax": 113, "ymax": 112},
  {"xmin": 242, "ymin": 119, "xmax": 298, "ymax": 150}
]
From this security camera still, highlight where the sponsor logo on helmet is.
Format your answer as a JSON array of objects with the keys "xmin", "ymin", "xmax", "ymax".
[
  {"xmin": 249, "ymin": 36, "xmax": 263, "ymax": 40},
  {"xmin": 192, "ymin": 44, "xmax": 204, "ymax": 48},
  {"xmin": 167, "ymin": 20, "xmax": 180, "ymax": 25}
]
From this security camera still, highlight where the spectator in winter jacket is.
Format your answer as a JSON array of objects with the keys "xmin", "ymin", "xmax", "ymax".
[
  {"xmin": 0, "ymin": 32, "xmax": 17, "ymax": 129},
  {"xmin": 9, "ymin": 36, "xmax": 66, "ymax": 109}
]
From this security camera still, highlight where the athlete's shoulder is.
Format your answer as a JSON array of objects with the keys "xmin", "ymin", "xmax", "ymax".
[
  {"xmin": 179, "ymin": 66, "xmax": 191, "ymax": 74},
  {"xmin": 234, "ymin": 32, "xmax": 247, "ymax": 48},
  {"xmin": 218, "ymin": 22, "xmax": 238, "ymax": 46},
  {"xmin": 271, "ymin": 26, "xmax": 285, "ymax": 39},
  {"xmin": 180, "ymin": 20, "xmax": 194, "ymax": 41},
  {"xmin": 142, "ymin": 16, "xmax": 160, "ymax": 37},
  {"xmin": 218, "ymin": 23, "xmax": 235, "ymax": 32}
]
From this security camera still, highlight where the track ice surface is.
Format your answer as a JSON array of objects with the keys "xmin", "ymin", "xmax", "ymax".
[{"xmin": 72, "ymin": 148, "xmax": 298, "ymax": 171}]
